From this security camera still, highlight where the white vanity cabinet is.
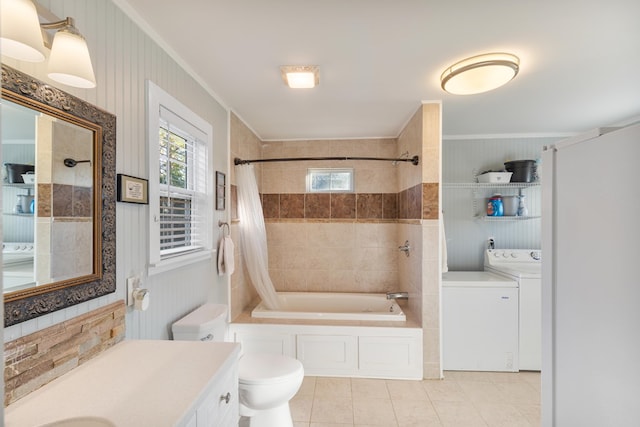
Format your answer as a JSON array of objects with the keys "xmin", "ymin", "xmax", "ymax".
[
  {"xmin": 190, "ymin": 361, "xmax": 239, "ymax": 427},
  {"xmin": 5, "ymin": 340, "xmax": 241, "ymax": 427}
]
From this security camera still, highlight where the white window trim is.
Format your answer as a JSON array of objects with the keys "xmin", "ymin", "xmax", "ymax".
[
  {"xmin": 147, "ymin": 80, "xmax": 214, "ymax": 276},
  {"xmin": 306, "ymin": 168, "xmax": 355, "ymax": 193}
]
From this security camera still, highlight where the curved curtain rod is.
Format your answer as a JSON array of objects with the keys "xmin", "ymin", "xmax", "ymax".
[{"xmin": 234, "ymin": 155, "xmax": 420, "ymax": 166}]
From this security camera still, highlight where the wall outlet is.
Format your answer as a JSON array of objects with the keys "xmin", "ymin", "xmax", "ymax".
[
  {"xmin": 126, "ymin": 276, "xmax": 140, "ymax": 306},
  {"xmin": 505, "ymin": 352, "xmax": 514, "ymax": 370}
]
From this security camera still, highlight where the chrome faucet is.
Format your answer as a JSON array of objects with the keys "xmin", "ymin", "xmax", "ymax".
[
  {"xmin": 386, "ymin": 291, "xmax": 409, "ymax": 300},
  {"xmin": 398, "ymin": 240, "xmax": 410, "ymax": 257}
]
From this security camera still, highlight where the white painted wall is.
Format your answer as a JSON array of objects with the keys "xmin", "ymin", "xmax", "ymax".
[
  {"xmin": 442, "ymin": 136, "xmax": 559, "ymax": 270},
  {"xmin": 4, "ymin": 0, "xmax": 230, "ymax": 342}
]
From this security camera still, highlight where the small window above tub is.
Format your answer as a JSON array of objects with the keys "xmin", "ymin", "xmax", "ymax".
[{"xmin": 306, "ymin": 168, "xmax": 354, "ymax": 193}]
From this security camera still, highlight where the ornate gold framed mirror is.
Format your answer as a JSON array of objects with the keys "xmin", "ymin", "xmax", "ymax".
[{"xmin": 2, "ymin": 64, "xmax": 116, "ymax": 326}]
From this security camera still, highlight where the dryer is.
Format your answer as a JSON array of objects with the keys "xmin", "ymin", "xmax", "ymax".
[{"xmin": 485, "ymin": 249, "xmax": 542, "ymax": 371}]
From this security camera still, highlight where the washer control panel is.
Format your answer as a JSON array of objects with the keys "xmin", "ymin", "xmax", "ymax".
[
  {"xmin": 2, "ymin": 242, "xmax": 35, "ymax": 254},
  {"xmin": 485, "ymin": 249, "xmax": 541, "ymax": 265}
]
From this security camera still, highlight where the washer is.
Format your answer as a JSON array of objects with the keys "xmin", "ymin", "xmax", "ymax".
[
  {"xmin": 484, "ymin": 249, "xmax": 542, "ymax": 371},
  {"xmin": 442, "ymin": 271, "xmax": 519, "ymax": 372}
]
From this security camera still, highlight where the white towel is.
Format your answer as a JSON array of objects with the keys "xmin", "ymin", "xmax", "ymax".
[
  {"xmin": 217, "ymin": 236, "xmax": 235, "ymax": 276},
  {"xmin": 440, "ymin": 214, "xmax": 448, "ymax": 273}
]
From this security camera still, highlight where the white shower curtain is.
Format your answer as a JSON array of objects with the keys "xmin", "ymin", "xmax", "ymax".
[{"xmin": 235, "ymin": 164, "xmax": 281, "ymax": 309}]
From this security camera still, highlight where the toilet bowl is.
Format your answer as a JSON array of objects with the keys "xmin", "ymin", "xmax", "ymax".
[
  {"xmin": 238, "ymin": 353, "xmax": 304, "ymax": 426},
  {"xmin": 172, "ymin": 304, "xmax": 304, "ymax": 427}
]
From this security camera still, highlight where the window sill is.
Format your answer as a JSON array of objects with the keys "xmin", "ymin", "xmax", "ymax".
[{"xmin": 148, "ymin": 249, "xmax": 214, "ymax": 276}]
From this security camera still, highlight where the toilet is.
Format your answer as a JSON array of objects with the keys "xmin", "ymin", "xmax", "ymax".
[{"xmin": 172, "ymin": 304, "xmax": 304, "ymax": 427}]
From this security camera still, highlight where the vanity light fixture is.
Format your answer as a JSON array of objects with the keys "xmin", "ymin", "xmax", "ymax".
[
  {"xmin": 280, "ymin": 65, "xmax": 319, "ymax": 89},
  {"xmin": 0, "ymin": 0, "xmax": 96, "ymax": 88},
  {"xmin": 440, "ymin": 52, "xmax": 519, "ymax": 95}
]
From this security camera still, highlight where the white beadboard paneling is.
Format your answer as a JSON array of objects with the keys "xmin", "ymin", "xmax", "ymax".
[
  {"xmin": 4, "ymin": 0, "xmax": 229, "ymax": 342},
  {"xmin": 442, "ymin": 137, "xmax": 559, "ymax": 270}
]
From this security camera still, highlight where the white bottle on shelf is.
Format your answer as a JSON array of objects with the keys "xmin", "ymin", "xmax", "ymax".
[{"xmin": 517, "ymin": 195, "xmax": 528, "ymax": 217}]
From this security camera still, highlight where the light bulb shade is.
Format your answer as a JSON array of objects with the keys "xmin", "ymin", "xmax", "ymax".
[
  {"xmin": 286, "ymin": 72, "xmax": 315, "ymax": 88},
  {"xmin": 280, "ymin": 65, "xmax": 319, "ymax": 89},
  {"xmin": 47, "ymin": 29, "xmax": 96, "ymax": 88},
  {"xmin": 441, "ymin": 53, "xmax": 519, "ymax": 95},
  {"xmin": 0, "ymin": 0, "xmax": 47, "ymax": 62}
]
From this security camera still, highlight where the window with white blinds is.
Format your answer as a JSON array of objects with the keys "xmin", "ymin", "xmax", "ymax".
[
  {"xmin": 147, "ymin": 81, "xmax": 213, "ymax": 273},
  {"xmin": 158, "ymin": 115, "xmax": 207, "ymax": 257}
]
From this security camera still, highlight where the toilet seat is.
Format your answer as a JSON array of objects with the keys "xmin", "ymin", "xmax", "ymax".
[{"xmin": 239, "ymin": 354, "xmax": 304, "ymax": 385}]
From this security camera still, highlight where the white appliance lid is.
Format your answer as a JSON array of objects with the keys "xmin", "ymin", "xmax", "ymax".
[
  {"xmin": 442, "ymin": 271, "xmax": 518, "ymax": 288},
  {"xmin": 486, "ymin": 264, "xmax": 541, "ymax": 279}
]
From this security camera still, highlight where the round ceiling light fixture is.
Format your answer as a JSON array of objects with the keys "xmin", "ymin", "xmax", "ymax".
[{"xmin": 440, "ymin": 52, "xmax": 519, "ymax": 95}]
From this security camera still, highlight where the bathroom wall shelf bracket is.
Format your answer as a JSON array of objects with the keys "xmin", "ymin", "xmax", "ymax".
[
  {"xmin": 478, "ymin": 215, "xmax": 541, "ymax": 221},
  {"xmin": 442, "ymin": 182, "xmax": 540, "ymax": 189},
  {"xmin": 443, "ymin": 182, "xmax": 540, "ymax": 218}
]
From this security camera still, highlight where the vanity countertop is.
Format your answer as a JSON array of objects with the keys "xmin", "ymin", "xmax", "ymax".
[{"xmin": 5, "ymin": 340, "xmax": 241, "ymax": 427}]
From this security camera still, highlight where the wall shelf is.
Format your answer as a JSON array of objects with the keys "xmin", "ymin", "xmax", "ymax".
[
  {"xmin": 443, "ymin": 182, "xmax": 540, "ymax": 189},
  {"xmin": 443, "ymin": 182, "xmax": 540, "ymax": 219},
  {"xmin": 479, "ymin": 215, "xmax": 540, "ymax": 221},
  {"xmin": 3, "ymin": 183, "xmax": 34, "ymax": 189}
]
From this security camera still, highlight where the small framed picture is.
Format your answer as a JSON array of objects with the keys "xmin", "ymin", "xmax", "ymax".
[
  {"xmin": 117, "ymin": 174, "xmax": 148, "ymax": 204},
  {"xmin": 216, "ymin": 171, "xmax": 226, "ymax": 210}
]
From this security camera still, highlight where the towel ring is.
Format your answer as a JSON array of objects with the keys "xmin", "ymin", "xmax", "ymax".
[{"xmin": 218, "ymin": 220, "xmax": 230, "ymax": 237}]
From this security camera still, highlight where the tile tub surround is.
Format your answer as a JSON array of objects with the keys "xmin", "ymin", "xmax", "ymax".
[
  {"xmin": 4, "ymin": 300, "xmax": 126, "ymax": 406},
  {"xmin": 259, "ymin": 183, "xmax": 438, "ymax": 221},
  {"xmin": 230, "ymin": 104, "xmax": 443, "ymax": 380}
]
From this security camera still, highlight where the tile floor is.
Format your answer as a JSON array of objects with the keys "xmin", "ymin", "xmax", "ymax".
[{"xmin": 289, "ymin": 371, "xmax": 541, "ymax": 427}]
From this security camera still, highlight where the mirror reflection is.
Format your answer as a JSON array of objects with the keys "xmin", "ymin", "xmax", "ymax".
[{"xmin": 2, "ymin": 99, "xmax": 94, "ymax": 293}]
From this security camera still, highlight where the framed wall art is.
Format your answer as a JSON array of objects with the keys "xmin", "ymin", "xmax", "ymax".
[
  {"xmin": 216, "ymin": 171, "xmax": 226, "ymax": 210},
  {"xmin": 117, "ymin": 174, "xmax": 149, "ymax": 204}
]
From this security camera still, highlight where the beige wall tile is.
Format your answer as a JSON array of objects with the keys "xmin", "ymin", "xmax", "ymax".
[
  {"xmin": 305, "ymin": 247, "xmax": 355, "ymax": 270},
  {"xmin": 354, "ymin": 270, "xmax": 397, "ymax": 293},
  {"xmin": 306, "ymin": 269, "xmax": 358, "ymax": 292},
  {"xmin": 355, "ymin": 223, "xmax": 397, "ymax": 248},
  {"xmin": 281, "ymin": 269, "xmax": 309, "ymax": 292},
  {"xmin": 308, "ymin": 222, "xmax": 356, "ymax": 248}
]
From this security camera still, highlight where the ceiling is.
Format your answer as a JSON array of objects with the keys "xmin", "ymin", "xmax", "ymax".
[{"xmin": 118, "ymin": 0, "xmax": 640, "ymax": 140}]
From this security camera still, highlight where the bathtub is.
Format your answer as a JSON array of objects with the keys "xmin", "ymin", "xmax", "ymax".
[{"xmin": 251, "ymin": 292, "xmax": 406, "ymax": 322}]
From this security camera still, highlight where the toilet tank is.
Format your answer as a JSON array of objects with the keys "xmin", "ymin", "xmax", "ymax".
[{"xmin": 172, "ymin": 304, "xmax": 228, "ymax": 342}]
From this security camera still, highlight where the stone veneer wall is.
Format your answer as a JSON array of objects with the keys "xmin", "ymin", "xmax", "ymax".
[{"xmin": 4, "ymin": 300, "xmax": 126, "ymax": 406}]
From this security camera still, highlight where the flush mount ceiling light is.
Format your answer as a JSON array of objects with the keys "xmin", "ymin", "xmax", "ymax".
[
  {"xmin": 440, "ymin": 53, "xmax": 519, "ymax": 95},
  {"xmin": 280, "ymin": 65, "xmax": 319, "ymax": 89},
  {"xmin": 0, "ymin": 0, "xmax": 96, "ymax": 88}
]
